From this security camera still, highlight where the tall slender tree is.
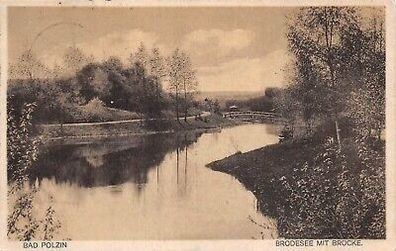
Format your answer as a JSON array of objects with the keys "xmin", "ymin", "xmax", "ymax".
[
  {"xmin": 179, "ymin": 52, "xmax": 198, "ymax": 122},
  {"xmin": 149, "ymin": 47, "xmax": 167, "ymax": 99},
  {"xmin": 131, "ymin": 42, "xmax": 149, "ymax": 70},
  {"xmin": 344, "ymin": 8, "xmax": 385, "ymax": 140},
  {"xmin": 167, "ymin": 49, "xmax": 198, "ymax": 122},
  {"xmin": 168, "ymin": 49, "xmax": 183, "ymax": 122},
  {"xmin": 287, "ymin": 7, "xmax": 360, "ymax": 148}
]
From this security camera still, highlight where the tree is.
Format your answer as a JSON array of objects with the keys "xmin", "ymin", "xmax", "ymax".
[
  {"xmin": 8, "ymin": 77, "xmax": 82, "ymax": 124},
  {"xmin": 264, "ymin": 87, "xmax": 282, "ymax": 98},
  {"xmin": 76, "ymin": 64, "xmax": 111, "ymax": 102},
  {"xmin": 345, "ymin": 9, "xmax": 385, "ymax": 140},
  {"xmin": 274, "ymin": 7, "xmax": 386, "ymax": 239},
  {"xmin": 63, "ymin": 46, "xmax": 93, "ymax": 76},
  {"xmin": 204, "ymin": 98, "xmax": 220, "ymax": 114},
  {"xmin": 9, "ymin": 50, "xmax": 50, "ymax": 79},
  {"xmin": 149, "ymin": 47, "xmax": 166, "ymax": 79},
  {"xmin": 148, "ymin": 47, "xmax": 167, "ymax": 99},
  {"xmin": 112, "ymin": 61, "xmax": 166, "ymax": 118},
  {"xmin": 103, "ymin": 56, "xmax": 123, "ymax": 73},
  {"xmin": 7, "ymin": 103, "xmax": 61, "ymax": 240},
  {"xmin": 287, "ymin": 7, "xmax": 360, "ymax": 147},
  {"xmin": 168, "ymin": 49, "xmax": 198, "ymax": 122},
  {"xmin": 167, "ymin": 49, "xmax": 183, "ymax": 121},
  {"xmin": 180, "ymin": 52, "xmax": 198, "ymax": 122},
  {"xmin": 130, "ymin": 42, "xmax": 149, "ymax": 70},
  {"xmin": 51, "ymin": 62, "xmax": 64, "ymax": 79}
]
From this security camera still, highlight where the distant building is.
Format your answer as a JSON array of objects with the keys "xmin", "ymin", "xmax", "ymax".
[{"xmin": 229, "ymin": 105, "xmax": 239, "ymax": 111}]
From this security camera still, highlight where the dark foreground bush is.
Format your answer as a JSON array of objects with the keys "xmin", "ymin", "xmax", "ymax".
[{"xmin": 274, "ymin": 136, "xmax": 385, "ymax": 239}]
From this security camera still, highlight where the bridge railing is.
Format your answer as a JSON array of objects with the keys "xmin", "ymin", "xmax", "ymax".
[
  {"xmin": 222, "ymin": 111, "xmax": 285, "ymax": 123},
  {"xmin": 222, "ymin": 111, "xmax": 280, "ymax": 118}
]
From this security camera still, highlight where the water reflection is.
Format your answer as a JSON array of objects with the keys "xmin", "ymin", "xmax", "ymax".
[
  {"xmin": 25, "ymin": 124, "xmax": 280, "ymax": 239},
  {"xmin": 30, "ymin": 131, "xmax": 203, "ymax": 188}
]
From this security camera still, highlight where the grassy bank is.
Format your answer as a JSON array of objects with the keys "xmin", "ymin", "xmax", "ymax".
[
  {"xmin": 207, "ymin": 139, "xmax": 318, "ymax": 223},
  {"xmin": 36, "ymin": 114, "xmax": 238, "ymax": 142},
  {"xmin": 145, "ymin": 113, "xmax": 239, "ymax": 131},
  {"xmin": 207, "ymin": 134, "xmax": 385, "ymax": 239}
]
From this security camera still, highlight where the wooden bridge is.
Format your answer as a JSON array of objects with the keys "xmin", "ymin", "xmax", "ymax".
[{"xmin": 222, "ymin": 111, "xmax": 285, "ymax": 123}]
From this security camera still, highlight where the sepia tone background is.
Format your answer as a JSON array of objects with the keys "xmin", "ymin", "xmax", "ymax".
[
  {"xmin": 8, "ymin": 7, "xmax": 291, "ymax": 92},
  {"xmin": 1, "ymin": 0, "xmax": 396, "ymax": 250}
]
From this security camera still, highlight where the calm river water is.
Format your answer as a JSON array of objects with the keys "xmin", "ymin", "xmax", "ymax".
[{"xmin": 28, "ymin": 123, "xmax": 279, "ymax": 240}]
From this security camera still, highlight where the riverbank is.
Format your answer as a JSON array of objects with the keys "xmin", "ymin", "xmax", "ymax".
[
  {"xmin": 207, "ymin": 138, "xmax": 317, "ymax": 221},
  {"xmin": 35, "ymin": 113, "xmax": 239, "ymax": 144},
  {"xmin": 207, "ymin": 134, "xmax": 385, "ymax": 238}
]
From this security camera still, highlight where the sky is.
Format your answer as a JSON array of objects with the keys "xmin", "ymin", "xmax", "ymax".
[{"xmin": 8, "ymin": 7, "xmax": 294, "ymax": 92}]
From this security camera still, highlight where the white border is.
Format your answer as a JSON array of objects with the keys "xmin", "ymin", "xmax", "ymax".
[
  {"xmin": 0, "ymin": 4, "xmax": 8, "ymax": 251},
  {"xmin": 0, "ymin": 1, "xmax": 395, "ymax": 250}
]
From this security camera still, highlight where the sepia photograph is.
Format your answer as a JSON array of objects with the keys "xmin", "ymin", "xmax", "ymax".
[{"xmin": 5, "ymin": 3, "xmax": 387, "ymax": 245}]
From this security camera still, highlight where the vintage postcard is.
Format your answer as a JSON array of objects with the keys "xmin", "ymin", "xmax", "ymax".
[{"xmin": 0, "ymin": 0, "xmax": 395, "ymax": 250}]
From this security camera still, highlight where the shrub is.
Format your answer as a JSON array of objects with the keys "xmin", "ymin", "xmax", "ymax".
[
  {"xmin": 82, "ymin": 97, "xmax": 106, "ymax": 120},
  {"xmin": 276, "ymin": 136, "xmax": 385, "ymax": 239},
  {"xmin": 7, "ymin": 103, "xmax": 62, "ymax": 240}
]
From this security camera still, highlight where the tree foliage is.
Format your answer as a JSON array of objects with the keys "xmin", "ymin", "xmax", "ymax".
[
  {"xmin": 7, "ymin": 104, "xmax": 62, "ymax": 240},
  {"xmin": 9, "ymin": 51, "xmax": 50, "ymax": 79},
  {"xmin": 8, "ymin": 42, "xmax": 200, "ymax": 124},
  {"xmin": 63, "ymin": 46, "xmax": 94, "ymax": 76},
  {"xmin": 168, "ymin": 48, "xmax": 198, "ymax": 121},
  {"xmin": 274, "ymin": 7, "xmax": 385, "ymax": 238}
]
